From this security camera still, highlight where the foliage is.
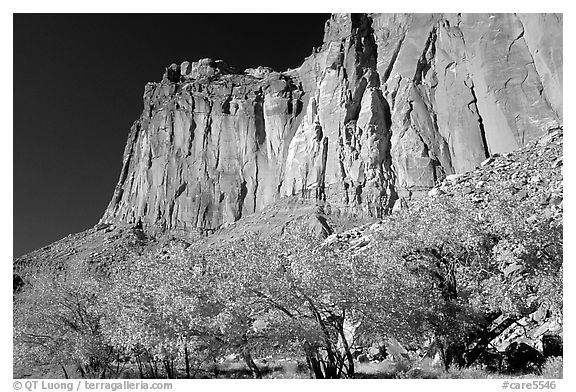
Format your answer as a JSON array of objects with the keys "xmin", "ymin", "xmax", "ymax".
[
  {"xmin": 100, "ymin": 242, "xmax": 225, "ymax": 378},
  {"xmin": 13, "ymin": 260, "xmax": 116, "ymax": 378},
  {"xmin": 473, "ymin": 193, "xmax": 563, "ymax": 319},
  {"xmin": 14, "ymin": 172, "xmax": 562, "ymax": 378},
  {"xmin": 540, "ymin": 357, "xmax": 562, "ymax": 379},
  {"xmin": 364, "ymin": 189, "xmax": 562, "ymax": 368}
]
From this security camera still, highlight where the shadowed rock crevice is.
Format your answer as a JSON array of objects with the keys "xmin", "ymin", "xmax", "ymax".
[
  {"xmin": 413, "ymin": 27, "xmax": 437, "ymax": 85},
  {"xmin": 466, "ymin": 79, "xmax": 491, "ymax": 159},
  {"xmin": 382, "ymin": 32, "xmax": 406, "ymax": 83}
]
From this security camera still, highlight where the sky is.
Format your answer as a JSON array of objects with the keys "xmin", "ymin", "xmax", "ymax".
[{"xmin": 13, "ymin": 13, "xmax": 330, "ymax": 257}]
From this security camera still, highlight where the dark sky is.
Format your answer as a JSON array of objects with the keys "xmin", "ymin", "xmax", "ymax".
[{"xmin": 13, "ymin": 13, "xmax": 330, "ymax": 257}]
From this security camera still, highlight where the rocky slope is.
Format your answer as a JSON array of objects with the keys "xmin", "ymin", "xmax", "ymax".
[
  {"xmin": 100, "ymin": 13, "xmax": 563, "ymax": 235},
  {"xmin": 323, "ymin": 128, "xmax": 563, "ymax": 358},
  {"xmin": 324, "ymin": 128, "xmax": 562, "ymax": 259}
]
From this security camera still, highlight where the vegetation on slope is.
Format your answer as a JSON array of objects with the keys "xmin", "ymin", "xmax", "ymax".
[{"xmin": 13, "ymin": 130, "xmax": 562, "ymax": 379}]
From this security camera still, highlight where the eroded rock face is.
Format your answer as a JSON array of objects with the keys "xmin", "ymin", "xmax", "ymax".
[
  {"xmin": 102, "ymin": 13, "xmax": 562, "ymax": 233},
  {"xmin": 369, "ymin": 13, "xmax": 562, "ymax": 201},
  {"xmin": 102, "ymin": 60, "xmax": 304, "ymax": 232}
]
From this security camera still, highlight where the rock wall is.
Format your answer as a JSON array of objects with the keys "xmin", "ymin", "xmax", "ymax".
[
  {"xmin": 102, "ymin": 60, "xmax": 305, "ymax": 232},
  {"xmin": 101, "ymin": 13, "xmax": 562, "ymax": 232}
]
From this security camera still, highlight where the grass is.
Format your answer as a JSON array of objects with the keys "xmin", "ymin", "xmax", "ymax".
[
  {"xmin": 15, "ymin": 356, "xmax": 563, "ymax": 379},
  {"xmin": 353, "ymin": 360, "xmax": 398, "ymax": 378},
  {"xmin": 212, "ymin": 358, "xmax": 309, "ymax": 379},
  {"xmin": 354, "ymin": 357, "xmax": 563, "ymax": 379},
  {"xmin": 540, "ymin": 357, "xmax": 563, "ymax": 379}
]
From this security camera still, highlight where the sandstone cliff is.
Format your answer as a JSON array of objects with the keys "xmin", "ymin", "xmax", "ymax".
[{"xmin": 101, "ymin": 13, "xmax": 562, "ymax": 233}]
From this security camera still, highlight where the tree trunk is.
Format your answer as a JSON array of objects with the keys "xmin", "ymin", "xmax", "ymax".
[
  {"xmin": 336, "ymin": 322, "xmax": 355, "ymax": 377},
  {"xmin": 184, "ymin": 344, "xmax": 191, "ymax": 379},
  {"xmin": 303, "ymin": 342, "xmax": 324, "ymax": 379},
  {"xmin": 148, "ymin": 359, "xmax": 158, "ymax": 378},
  {"xmin": 136, "ymin": 355, "xmax": 144, "ymax": 378},
  {"xmin": 310, "ymin": 306, "xmax": 338, "ymax": 378},
  {"xmin": 77, "ymin": 364, "xmax": 86, "ymax": 378},
  {"xmin": 437, "ymin": 337, "xmax": 449, "ymax": 371},
  {"xmin": 163, "ymin": 359, "xmax": 173, "ymax": 378},
  {"xmin": 243, "ymin": 352, "xmax": 262, "ymax": 379},
  {"xmin": 465, "ymin": 316, "xmax": 516, "ymax": 366},
  {"xmin": 323, "ymin": 346, "xmax": 338, "ymax": 379}
]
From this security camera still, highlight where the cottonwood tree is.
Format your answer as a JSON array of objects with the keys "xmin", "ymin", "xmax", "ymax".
[
  {"xmin": 13, "ymin": 260, "xmax": 115, "ymax": 378},
  {"xmin": 79, "ymin": 184, "xmax": 561, "ymax": 378},
  {"xmin": 101, "ymin": 243, "xmax": 223, "ymax": 378},
  {"xmin": 363, "ymin": 191, "xmax": 562, "ymax": 369},
  {"xmin": 197, "ymin": 224, "xmax": 446, "ymax": 378}
]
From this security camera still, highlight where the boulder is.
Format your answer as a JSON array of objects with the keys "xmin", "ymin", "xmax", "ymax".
[
  {"xmin": 165, "ymin": 63, "xmax": 180, "ymax": 83},
  {"xmin": 542, "ymin": 334, "xmax": 563, "ymax": 357},
  {"xmin": 180, "ymin": 61, "xmax": 191, "ymax": 76},
  {"xmin": 503, "ymin": 342, "xmax": 545, "ymax": 373}
]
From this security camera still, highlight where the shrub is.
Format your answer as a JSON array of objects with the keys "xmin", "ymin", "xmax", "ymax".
[{"xmin": 540, "ymin": 357, "xmax": 562, "ymax": 379}]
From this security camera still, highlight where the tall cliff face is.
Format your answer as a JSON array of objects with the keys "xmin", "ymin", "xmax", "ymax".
[{"xmin": 101, "ymin": 13, "xmax": 562, "ymax": 233}]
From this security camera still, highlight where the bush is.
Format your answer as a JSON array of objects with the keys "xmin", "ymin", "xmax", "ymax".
[{"xmin": 540, "ymin": 357, "xmax": 562, "ymax": 379}]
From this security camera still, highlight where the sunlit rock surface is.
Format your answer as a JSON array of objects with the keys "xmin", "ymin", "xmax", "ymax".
[{"xmin": 101, "ymin": 13, "xmax": 562, "ymax": 233}]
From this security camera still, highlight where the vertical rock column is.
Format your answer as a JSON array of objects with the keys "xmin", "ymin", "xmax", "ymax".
[{"xmin": 283, "ymin": 14, "xmax": 398, "ymax": 217}]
